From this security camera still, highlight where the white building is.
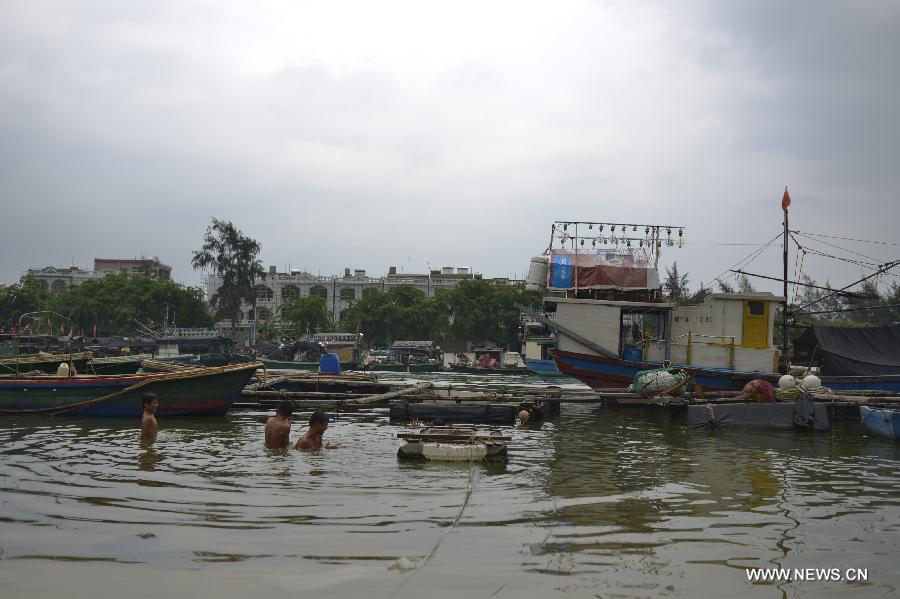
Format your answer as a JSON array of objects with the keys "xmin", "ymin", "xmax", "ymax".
[{"xmin": 206, "ymin": 265, "xmax": 523, "ymax": 327}]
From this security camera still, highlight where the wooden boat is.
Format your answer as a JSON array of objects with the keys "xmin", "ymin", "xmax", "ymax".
[
  {"xmin": 397, "ymin": 426, "xmax": 510, "ymax": 461},
  {"xmin": 261, "ymin": 358, "xmax": 357, "ymax": 371},
  {"xmin": 0, "ymin": 361, "xmax": 261, "ymax": 417},
  {"xmin": 85, "ymin": 354, "xmax": 148, "ymax": 375},
  {"xmin": 0, "ymin": 351, "xmax": 93, "ymax": 375},
  {"xmin": 553, "ymin": 349, "xmax": 900, "ymax": 393},
  {"xmin": 860, "ymin": 406, "xmax": 900, "ymax": 440}
]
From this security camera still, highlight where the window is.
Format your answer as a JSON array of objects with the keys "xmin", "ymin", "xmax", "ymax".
[
  {"xmin": 748, "ymin": 301, "xmax": 764, "ymax": 316},
  {"xmin": 340, "ymin": 288, "xmax": 356, "ymax": 301},
  {"xmin": 281, "ymin": 285, "xmax": 299, "ymax": 303},
  {"xmin": 253, "ymin": 306, "xmax": 271, "ymax": 322},
  {"xmin": 50, "ymin": 280, "xmax": 65, "ymax": 293},
  {"xmin": 309, "ymin": 285, "xmax": 327, "ymax": 299},
  {"xmin": 253, "ymin": 285, "xmax": 273, "ymax": 301},
  {"xmin": 362, "ymin": 287, "xmax": 380, "ymax": 298}
]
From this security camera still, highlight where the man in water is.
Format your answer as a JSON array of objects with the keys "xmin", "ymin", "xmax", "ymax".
[
  {"xmin": 265, "ymin": 400, "xmax": 294, "ymax": 449},
  {"xmin": 141, "ymin": 392, "xmax": 159, "ymax": 444},
  {"xmin": 295, "ymin": 410, "xmax": 345, "ymax": 450}
]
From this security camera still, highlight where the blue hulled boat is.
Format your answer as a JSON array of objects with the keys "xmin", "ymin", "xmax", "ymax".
[{"xmin": 860, "ymin": 406, "xmax": 900, "ymax": 440}]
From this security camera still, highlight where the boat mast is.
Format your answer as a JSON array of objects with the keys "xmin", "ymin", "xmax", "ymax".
[{"xmin": 781, "ymin": 187, "xmax": 790, "ymax": 373}]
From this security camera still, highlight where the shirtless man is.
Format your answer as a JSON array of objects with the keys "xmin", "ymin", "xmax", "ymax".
[
  {"xmin": 295, "ymin": 410, "xmax": 344, "ymax": 450},
  {"xmin": 265, "ymin": 400, "xmax": 294, "ymax": 449},
  {"xmin": 140, "ymin": 392, "xmax": 159, "ymax": 444}
]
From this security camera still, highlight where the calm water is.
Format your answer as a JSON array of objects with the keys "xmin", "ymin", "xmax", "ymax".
[{"xmin": 1, "ymin": 373, "xmax": 898, "ymax": 598}]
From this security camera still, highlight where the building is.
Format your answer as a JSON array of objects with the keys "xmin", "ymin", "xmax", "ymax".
[
  {"xmin": 26, "ymin": 257, "xmax": 173, "ymax": 294},
  {"xmin": 206, "ymin": 265, "xmax": 523, "ymax": 327}
]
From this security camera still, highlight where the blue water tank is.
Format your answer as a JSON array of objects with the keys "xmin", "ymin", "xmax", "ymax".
[
  {"xmin": 622, "ymin": 345, "xmax": 643, "ymax": 362},
  {"xmin": 319, "ymin": 352, "xmax": 341, "ymax": 374}
]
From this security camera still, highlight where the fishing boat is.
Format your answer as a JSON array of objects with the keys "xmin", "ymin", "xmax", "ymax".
[
  {"xmin": 451, "ymin": 348, "xmax": 529, "ymax": 375},
  {"xmin": 0, "ymin": 351, "xmax": 93, "ymax": 375},
  {"xmin": 860, "ymin": 406, "xmax": 900, "ymax": 440},
  {"xmin": 0, "ymin": 361, "xmax": 261, "ymax": 417},
  {"xmin": 85, "ymin": 354, "xmax": 149, "ymax": 375},
  {"xmin": 397, "ymin": 426, "xmax": 510, "ymax": 461},
  {"xmin": 523, "ymin": 216, "xmax": 900, "ymax": 393}
]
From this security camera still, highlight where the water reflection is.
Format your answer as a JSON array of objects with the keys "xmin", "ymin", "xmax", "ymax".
[{"xmin": 0, "ymin": 378, "xmax": 899, "ymax": 598}]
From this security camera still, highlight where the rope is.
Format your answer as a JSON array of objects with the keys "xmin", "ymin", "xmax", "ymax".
[
  {"xmin": 773, "ymin": 382, "xmax": 834, "ymax": 402},
  {"xmin": 0, "ymin": 378, "xmax": 154, "ymax": 415},
  {"xmin": 388, "ymin": 430, "xmax": 480, "ymax": 598}
]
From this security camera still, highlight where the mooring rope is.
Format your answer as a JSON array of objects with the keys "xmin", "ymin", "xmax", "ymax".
[{"xmin": 387, "ymin": 431, "xmax": 481, "ymax": 598}]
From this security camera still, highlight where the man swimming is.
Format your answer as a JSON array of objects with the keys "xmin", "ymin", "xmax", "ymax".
[
  {"xmin": 295, "ymin": 410, "xmax": 345, "ymax": 450},
  {"xmin": 265, "ymin": 400, "xmax": 294, "ymax": 448}
]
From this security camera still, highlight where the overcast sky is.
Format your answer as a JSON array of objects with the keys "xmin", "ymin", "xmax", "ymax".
[{"xmin": 2, "ymin": 1, "xmax": 898, "ymax": 300}]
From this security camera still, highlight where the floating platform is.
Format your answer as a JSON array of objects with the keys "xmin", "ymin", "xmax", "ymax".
[{"xmin": 397, "ymin": 426, "xmax": 511, "ymax": 461}]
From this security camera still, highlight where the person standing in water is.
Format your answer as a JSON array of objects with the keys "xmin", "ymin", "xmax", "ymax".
[
  {"xmin": 141, "ymin": 392, "xmax": 159, "ymax": 444},
  {"xmin": 265, "ymin": 400, "xmax": 294, "ymax": 449},
  {"xmin": 295, "ymin": 411, "xmax": 345, "ymax": 450}
]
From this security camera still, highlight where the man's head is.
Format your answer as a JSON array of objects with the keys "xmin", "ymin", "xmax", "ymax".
[
  {"xmin": 276, "ymin": 400, "xmax": 293, "ymax": 418},
  {"xmin": 142, "ymin": 392, "xmax": 159, "ymax": 413},
  {"xmin": 518, "ymin": 409, "xmax": 530, "ymax": 424},
  {"xmin": 309, "ymin": 410, "xmax": 329, "ymax": 434}
]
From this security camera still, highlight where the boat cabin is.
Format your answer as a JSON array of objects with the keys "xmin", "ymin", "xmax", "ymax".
[{"xmin": 550, "ymin": 292, "xmax": 784, "ymax": 372}]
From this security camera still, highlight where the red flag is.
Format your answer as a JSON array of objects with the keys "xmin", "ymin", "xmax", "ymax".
[
  {"xmin": 781, "ymin": 186, "xmax": 791, "ymax": 211},
  {"xmin": 92, "ymin": 324, "xmax": 97, "ymax": 337}
]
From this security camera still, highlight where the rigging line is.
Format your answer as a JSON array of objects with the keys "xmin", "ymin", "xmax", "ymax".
[
  {"xmin": 710, "ymin": 231, "xmax": 783, "ymax": 287},
  {"xmin": 795, "ymin": 302, "xmax": 900, "ymax": 316},
  {"xmin": 795, "ymin": 260, "xmax": 900, "ymax": 312},
  {"xmin": 790, "ymin": 235, "xmax": 804, "ymax": 304},
  {"xmin": 800, "ymin": 247, "xmax": 882, "ymax": 269},
  {"xmin": 792, "ymin": 230, "xmax": 900, "ymax": 247},
  {"xmin": 792, "ymin": 231, "xmax": 885, "ymax": 263}
]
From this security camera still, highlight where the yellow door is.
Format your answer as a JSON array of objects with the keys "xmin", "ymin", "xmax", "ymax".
[{"xmin": 742, "ymin": 300, "xmax": 769, "ymax": 349}]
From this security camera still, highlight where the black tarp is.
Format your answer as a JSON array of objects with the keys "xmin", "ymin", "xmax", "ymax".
[{"xmin": 804, "ymin": 324, "xmax": 900, "ymax": 376}]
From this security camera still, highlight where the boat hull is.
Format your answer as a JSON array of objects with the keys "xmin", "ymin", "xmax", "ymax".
[
  {"xmin": 552, "ymin": 349, "xmax": 900, "ymax": 393},
  {"xmin": 0, "ymin": 362, "xmax": 260, "ymax": 417},
  {"xmin": 261, "ymin": 359, "xmax": 357, "ymax": 371},
  {"xmin": 860, "ymin": 406, "xmax": 900, "ymax": 440}
]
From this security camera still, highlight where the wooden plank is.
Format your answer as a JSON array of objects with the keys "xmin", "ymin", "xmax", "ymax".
[{"xmin": 343, "ymin": 382, "xmax": 434, "ymax": 405}]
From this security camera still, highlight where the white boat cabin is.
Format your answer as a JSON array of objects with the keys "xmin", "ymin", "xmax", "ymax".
[{"xmin": 551, "ymin": 292, "xmax": 784, "ymax": 373}]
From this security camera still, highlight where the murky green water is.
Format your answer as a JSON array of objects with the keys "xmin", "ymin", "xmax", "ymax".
[{"xmin": 1, "ymin": 373, "xmax": 898, "ymax": 598}]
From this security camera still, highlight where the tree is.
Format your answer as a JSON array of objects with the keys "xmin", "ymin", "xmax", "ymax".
[
  {"xmin": 0, "ymin": 275, "xmax": 48, "ymax": 331},
  {"xmin": 281, "ymin": 295, "xmax": 333, "ymax": 336},
  {"xmin": 663, "ymin": 262, "xmax": 690, "ymax": 304},
  {"xmin": 191, "ymin": 219, "xmax": 264, "ymax": 326},
  {"xmin": 46, "ymin": 272, "xmax": 212, "ymax": 334},
  {"xmin": 737, "ymin": 274, "xmax": 755, "ymax": 293}
]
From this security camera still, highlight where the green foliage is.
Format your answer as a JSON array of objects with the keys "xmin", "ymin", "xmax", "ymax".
[
  {"xmin": 0, "ymin": 275, "xmax": 49, "ymax": 330},
  {"xmin": 44, "ymin": 272, "xmax": 212, "ymax": 334},
  {"xmin": 281, "ymin": 295, "xmax": 333, "ymax": 336},
  {"xmin": 340, "ymin": 285, "xmax": 448, "ymax": 346},
  {"xmin": 192, "ymin": 218, "xmax": 264, "ymax": 326},
  {"xmin": 663, "ymin": 261, "xmax": 690, "ymax": 304},
  {"xmin": 443, "ymin": 280, "xmax": 540, "ymax": 347}
]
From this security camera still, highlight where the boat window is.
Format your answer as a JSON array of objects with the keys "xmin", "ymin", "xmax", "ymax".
[{"xmin": 748, "ymin": 301, "xmax": 764, "ymax": 316}]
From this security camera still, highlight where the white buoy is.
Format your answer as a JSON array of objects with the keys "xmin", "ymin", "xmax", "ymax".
[
  {"xmin": 803, "ymin": 374, "xmax": 822, "ymax": 389},
  {"xmin": 778, "ymin": 374, "xmax": 796, "ymax": 389}
]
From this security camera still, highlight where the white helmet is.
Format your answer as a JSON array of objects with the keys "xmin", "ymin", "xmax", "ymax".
[
  {"xmin": 802, "ymin": 374, "xmax": 822, "ymax": 389},
  {"xmin": 778, "ymin": 374, "xmax": 796, "ymax": 389}
]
